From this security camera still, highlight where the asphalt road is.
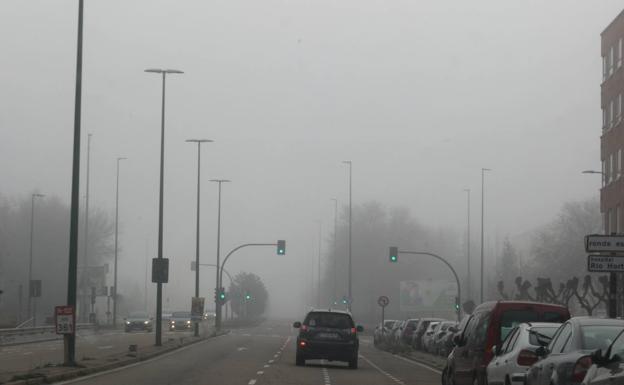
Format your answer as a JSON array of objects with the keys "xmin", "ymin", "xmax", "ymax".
[{"xmin": 55, "ymin": 321, "xmax": 442, "ymax": 385}]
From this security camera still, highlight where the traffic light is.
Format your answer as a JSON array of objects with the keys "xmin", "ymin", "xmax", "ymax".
[
  {"xmin": 455, "ymin": 296, "xmax": 460, "ymax": 311},
  {"xmin": 218, "ymin": 287, "xmax": 226, "ymax": 302},
  {"xmin": 245, "ymin": 292, "xmax": 252, "ymax": 301},
  {"xmin": 389, "ymin": 246, "xmax": 398, "ymax": 262},
  {"xmin": 277, "ymin": 240, "xmax": 286, "ymax": 255}
]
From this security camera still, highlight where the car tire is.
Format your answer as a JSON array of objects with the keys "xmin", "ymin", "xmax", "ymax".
[
  {"xmin": 295, "ymin": 351, "xmax": 305, "ymax": 366},
  {"xmin": 349, "ymin": 355, "xmax": 358, "ymax": 369}
]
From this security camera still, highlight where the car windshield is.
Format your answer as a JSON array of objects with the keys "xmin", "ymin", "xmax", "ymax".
[
  {"xmin": 500, "ymin": 310, "xmax": 540, "ymax": 341},
  {"xmin": 305, "ymin": 313, "xmax": 354, "ymax": 329},
  {"xmin": 581, "ymin": 325, "xmax": 624, "ymax": 350},
  {"xmin": 128, "ymin": 312, "xmax": 149, "ymax": 318}
]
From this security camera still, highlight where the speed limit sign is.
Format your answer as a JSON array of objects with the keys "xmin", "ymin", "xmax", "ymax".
[
  {"xmin": 55, "ymin": 306, "xmax": 75, "ymax": 335},
  {"xmin": 377, "ymin": 296, "xmax": 390, "ymax": 308}
]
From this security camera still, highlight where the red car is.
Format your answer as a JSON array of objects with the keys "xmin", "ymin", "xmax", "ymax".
[{"xmin": 443, "ymin": 301, "xmax": 570, "ymax": 385}]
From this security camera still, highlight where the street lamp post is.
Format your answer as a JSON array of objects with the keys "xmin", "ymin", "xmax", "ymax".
[
  {"xmin": 186, "ymin": 139, "xmax": 213, "ymax": 337},
  {"xmin": 480, "ymin": 168, "xmax": 491, "ymax": 304},
  {"xmin": 112, "ymin": 157, "xmax": 127, "ymax": 328},
  {"xmin": 210, "ymin": 179, "xmax": 230, "ymax": 330},
  {"xmin": 463, "ymin": 189, "xmax": 471, "ymax": 301},
  {"xmin": 28, "ymin": 193, "xmax": 45, "ymax": 325},
  {"xmin": 330, "ymin": 198, "xmax": 338, "ymax": 303},
  {"xmin": 317, "ymin": 221, "xmax": 322, "ymax": 308},
  {"xmin": 65, "ymin": 0, "xmax": 84, "ymax": 366},
  {"xmin": 145, "ymin": 67, "xmax": 184, "ymax": 346},
  {"xmin": 342, "ymin": 161, "xmax": 352, "ymax": 310}
]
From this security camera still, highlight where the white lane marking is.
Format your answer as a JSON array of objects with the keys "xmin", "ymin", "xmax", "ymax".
[
  {"xmin": 360, "ymin": 354, "xmax": 406, "ymax": 385},
  {"xmin": 388, "ymin": 352, "xmax": 442, "ymax": 374},
  {"xmin": 237, "ymin": 347, "xmax": 248, "ymax": 351},
  {"xmin": 257, "ymin": 371, "xmax": 264, "ymax": 375},
  {"xmin": 268, "ymin": 359, "xmax": 274, "ymax": 363},
  {"xmin": 23, "ymin": 352, "xmax": 33, "ymax": 355},
  {"xmin": 264, "ymin": 364, "xmax": 270, "ymax": 368},
  {"xmin": 273, "ymin": 354, "xmax": 279, "ymax": 358},
  {"xmin": 320, "ymin": 360, "xmax": 331, "ymax": 385},
  {"xmin": 248, "ymin": 380, "xmax": 256, "ymax": 385}
]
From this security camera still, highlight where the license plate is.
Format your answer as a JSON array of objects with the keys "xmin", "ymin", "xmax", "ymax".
[{"xmin": 318, "ymin": 332, "xmax": 339, "ymax": 339}]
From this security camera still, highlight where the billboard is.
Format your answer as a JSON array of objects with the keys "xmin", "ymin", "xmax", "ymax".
[{"xmin": 399, "ymin": 279, "xmax": 457, "ymax": 312}]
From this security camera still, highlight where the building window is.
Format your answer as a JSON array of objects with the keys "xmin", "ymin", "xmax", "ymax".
[
  {"xmin": 603, "ymin": 159, "xmax": 608, "ymax": 186},
  {"xmin": 619, "ymin": 94, "xmax": 623, "ymax": 124},
  {"xmin": 617, "ymin": 206, "xmax": 621, "ymax": 234},
  {"xmin": 607, "ymin": 209, "xmax": 613, "ymax": 234},
  {"xmin": 604, "ymin": 106, "xmax": 608, "ymax": 129},
  {"xmin": 604, "ymin": 55, "xmax": 609, "ymax": 81},
  {"xmin": 619, "ymin": 149, "xmax": 623, "ymax": 180},
  {"xmin": 610, "ymin": 100, "xmax": 615, "ymax": 128},
  {"xmin": 611, "ymin": 153, "xmax": 615, "ymax": 184},
  {"xmin": 610, "ymin": 46, "xmax": 615, "ymax": 76},
  {"xmin": 619, "ymin": 38, "xmax": 623, "ymax": 68}
]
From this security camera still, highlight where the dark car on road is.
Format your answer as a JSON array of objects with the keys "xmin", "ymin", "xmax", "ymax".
[
  {"xmin": 293, "ymin": 309, "xmax": 363, "ymax": 369},
  {"xmin": 443, "ymin": 301, "xmax": 570, "ymax": 385},
  {"xmin": 168, "ymin": 311, "xmax": 193, "ymax": 331},
  {"xmin": 526, "ymin": 317, "xmax": 624, "ymax": 385},
  {"xmin": 124, "ymin": 311, "xmax": 153, "ymax": 332}
]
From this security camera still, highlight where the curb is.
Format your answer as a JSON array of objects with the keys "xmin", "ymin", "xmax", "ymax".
[{"xmin": 3, "ymin": 330, "xmax": 230, "ymax": 385}]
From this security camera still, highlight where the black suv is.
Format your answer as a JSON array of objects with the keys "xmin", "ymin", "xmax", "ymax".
[{"xmin": 293, "ymin": 309, "xmax": 363, "ymax": 369}]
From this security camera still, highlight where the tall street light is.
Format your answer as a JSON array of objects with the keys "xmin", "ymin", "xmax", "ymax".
[
  {"xmin": 463, "ymin": 189, "xmax": 471, "ymax": 301},
  {"xmin": 342, "ymin": 161, "xmax": 352, "ymax": 310},
  {"xmin": 112, "ymin": 157, "xmax": 127, "ymax": 328},
  {"xmin": 210, "ymin": 178, "xmax": 230, "ymax": 330},
  {"xmin": 330, "ymin": 198, "xmax": 338, "ymax": 303},
  {"xmin": 480, "ymin": 168, "xmax": 491, "ymax": 304},
  {"xmin": 28, "ymin": 193, "xmax": 45, "ymax": 325},
  {"xmin": 186, "ymin": 139, "xmax": 213, "ymax": 337},
  {"xmin": 82, "ymin": 133, "xmax": 92, "ymax": 323},
  {"xmin": 65, "ymin": 0, "xmax": 85, "ymax": 366},
  {"xmin": 317, "ymin": 221, "xmax": 322, "ymax": 308},
  {"xmin": 145, "ymin": 67, "xmax": 184, "ymax": 346}
]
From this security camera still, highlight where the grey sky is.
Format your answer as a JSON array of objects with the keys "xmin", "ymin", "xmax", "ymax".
[{"xmin": 1, "ymin": 0, "xmax": 621, "ymax": 316}]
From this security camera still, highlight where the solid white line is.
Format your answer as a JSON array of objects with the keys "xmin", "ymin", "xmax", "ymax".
[
  {"xmin": 248, "ymin": 379, "xmax": 256, "ymax": 385},
  {"xmin": 55, "ymin": 333, "xmax": 229, "ymax": 384},
  {"xmin": 257, "ymin": 371, "xmax": 264, "ymax": 375}
]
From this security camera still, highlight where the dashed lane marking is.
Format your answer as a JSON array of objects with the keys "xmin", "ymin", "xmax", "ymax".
[
  {"xmin": 321, "ymin": 360, "xmax": 331, "ymax": 385},
  {"xmin": 360, "ymin": 354, "xmax": 405, "ymax": 385},
  {"xmin": 268, "ymin": 359, "xmax": 274, "ymax": 363},
  {"xmin": 248, "ymin": 380, "xmax": 256, "ymax": 385},
  {"xmin": 257, "ymin": 371, "xmax": 264, "ymax": 375},
  {"xmin": 264, "ymin": 364, "xmax": 270, "ymax": 368}
]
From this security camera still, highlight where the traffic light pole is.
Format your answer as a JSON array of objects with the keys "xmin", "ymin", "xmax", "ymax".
[
  {"xmin": 216, "ymin": 243, "xmax": 280, "ymax": 328},
  {"xmin": 395, "ymin": 250, "xmax": 461, "ymax": 322}
]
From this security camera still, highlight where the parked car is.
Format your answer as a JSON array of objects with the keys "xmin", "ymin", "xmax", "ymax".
[
  {"xmin": 487, "ymin": 322, "xmax": 561, "ymax": 385},
  {"xmin": 374, "ymin": 319, "xmax": 399, "ymax": 347},
  {"xmin": 582, "ymin": 329, "xmax": 624, "ymax": 385},
  {"xmin": 412, "ymin": 318, "xmax": 444, "ymax": 350},
  {"xmin": 124, "ymin": 311, "xmax": 153, "ymax": 332},
  {"xmin": 422, "ymin": 321, "xmax": 442, "ymax": 353},
  {"xmin": 443, "ymin": 301, "xmax": 571, "ymax": 385},
  {"xmin": 390, "ymin": 320, "xmax": 407, "ymax": 348},
  {"xmin": 430, "ymin": 321, "xmax": 459, "ymax": 356},
  {"xmin": 526, "ymin": 317, "xmax": 624, "ymax": 385},
  {"xmin": 293, "ymin": 309, "xmax": 363, "ymax": 369},
  {"xmin": 400, "ymin": 319, "xmax": 421, "ymax": 346}
]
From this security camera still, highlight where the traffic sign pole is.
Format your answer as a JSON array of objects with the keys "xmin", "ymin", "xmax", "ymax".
[{"xmin": 584, "ymin": 234, "xmax": 624, "ymax": 318}]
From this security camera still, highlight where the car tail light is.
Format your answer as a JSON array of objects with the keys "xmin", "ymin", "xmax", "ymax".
[
  {"xmin": 299, "ymin": 340, "xmax": 307, "ymax": 347},
  {"xmin": 351, "ymin": 327, "xmax": 357, "ymax": 334},
  {"xmin": 301, "ymin": 325, "xmax": 308, "ymax": 332},
  {"xmin": 571, "ymin": 356, "xmax": 592, "ymax": 383},
  {"xmin": 517, "ymin": 349, "xmax": 539, "ymax": 366}
]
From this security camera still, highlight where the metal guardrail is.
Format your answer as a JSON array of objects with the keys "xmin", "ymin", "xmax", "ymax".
[{"xmin": 0, "ymin": 323, "xmax": 95, "ymax": 345}]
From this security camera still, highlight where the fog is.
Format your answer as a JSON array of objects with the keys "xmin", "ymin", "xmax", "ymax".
[{"xmin": 1, "ymin": 1, "xmax": 621, "ymax": 323}]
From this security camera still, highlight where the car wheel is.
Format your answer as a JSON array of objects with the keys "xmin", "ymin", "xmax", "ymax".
[
  {"xmin": 348, "ymin": 355, "xmax": 358, "ymax": 369},
  {"xmin": 295, "ymin": 351, "xmax": 305, "ymax": 366},
  {"xmin": 473, "ymin": 374, "xmax": 480, "ymax": 385},
  {"xmin": 505, "ymin": 376, "xmax": 511, "ymax": 385}
]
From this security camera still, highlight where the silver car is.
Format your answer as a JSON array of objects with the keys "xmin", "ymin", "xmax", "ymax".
[
  {"xmin": 487, "ymin": 322, "xmax": 561, "ymax": 385},
  {"xmin": 582, "ymin": 328, "xmax": 624, "ymax": 385}
]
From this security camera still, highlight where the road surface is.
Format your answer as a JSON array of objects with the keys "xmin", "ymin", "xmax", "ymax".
[{"xmin": 54, "ymin": 321, "xmax": 441, "ymax": 385}]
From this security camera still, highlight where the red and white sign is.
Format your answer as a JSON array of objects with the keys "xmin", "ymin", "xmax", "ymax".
[{"xmin": 55, "ymin": 306, "xmax": 75, "ymax": 335}]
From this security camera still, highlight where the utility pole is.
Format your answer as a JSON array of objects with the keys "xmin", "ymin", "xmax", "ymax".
[
  {"xmin": 330, "ymin": 198, "xmax": 338, "ymax": 303},
  {"xmin": 480, "ymin": 168, "xmax": 491, "ymax": 304},
  {"xmin": 112, "ymin": 157, "xmax": 126, "ymax": 328},
  {"xmin": 317, "ymin": 221, "xmax": 322, "ymax": 308},
  {"xmin": 28, "ymin": 193, "xmax": 44, "ymax": 324},
  {"xmin": 342, "ymin": 161, "xmax": 352, "ymax": 311},
  {"xmin": 463, "ymin": 189, "xmax": 471, "ymax": 300},
  {"xmin": 82, "ymin": 133, "xmax": 92, "ymax": 323},
  {"xmin": 65, "ymin": 0, "xmax": 85, "ymax": 366},
  {"xmin": 211, "ymin": 179, "xmax": 231, "ymax": 330},
  {"xmin": 186, "ymin": 139, "xmax": 213, "ymax": 337}
]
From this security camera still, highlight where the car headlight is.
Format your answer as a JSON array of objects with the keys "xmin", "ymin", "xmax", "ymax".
[
  {"xmin": 126, "ymin": 321, "xmax": 130, "ymax": 325},
  {"xmin": 144, "ymin": 321, "xmax": 150, "ymax": 324},
  {"xmin": 171, "ymin": 320, "xmax": 175, "ymax": 324},
  {"xmin": 186, "ymin": 320, "xmax": 191, "ymax": 324}
]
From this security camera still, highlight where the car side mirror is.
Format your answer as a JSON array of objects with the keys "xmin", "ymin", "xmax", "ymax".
[
  {"xmin": 535, "ymin": 346, "xmax": 549, "ymax": 357},
  {"xmin": 357, "ymin": 325, "xmax": 364, "ymax": 332},
  {"xmin": 293, "ymin": 321, "xmax": 302, "ymax": 328},
  {"xmin": 492, "ymin": 345, "xmax": 500, "ymax": 356}
]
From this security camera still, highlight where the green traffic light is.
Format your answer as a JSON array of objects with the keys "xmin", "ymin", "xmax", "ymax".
[{"xmin": 245, "ymin": 295, "xmax": 251, "ymax": 300}]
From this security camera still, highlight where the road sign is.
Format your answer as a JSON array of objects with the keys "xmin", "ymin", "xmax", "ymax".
[
  {"xmin": 588, "ymin": 255, "xmax": 624, "ymax": 272},
  {"xmin": 377, "ymin": 295, "xmax": 390, "ymax": 308},
  {"xmin": 55, "ymin": 306, "xmax": 75, "ymax": 334},
  {"xmin": 152, "ymin": 258, "xmax": 169, "ymax": 283},
  {"xmin": 191, "ymin": 297, "xmax": 205, "ymax": 321},
  {"xmin": 585, "ymin": 234, "xmax": 624, "ymax": 252}
]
